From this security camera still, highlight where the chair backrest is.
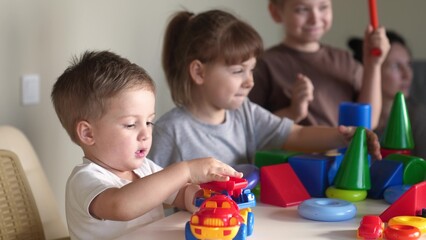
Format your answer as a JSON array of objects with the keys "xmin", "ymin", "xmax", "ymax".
[
  {"xmin": 0, "ymin": 149, "xmax": 45, "ymax": 240},
  {"xmin": 0, "ymin": 125, "xmax": 69, "ymax": 239}
]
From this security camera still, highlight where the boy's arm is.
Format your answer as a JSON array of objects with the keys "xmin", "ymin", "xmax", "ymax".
[
  {"xmin": 89, "ymin": 158, "xmax": 241, "ymax": 221},
  {"xmin": 357, "ymin": 26, "xmax": 390, "ymax": 129}
]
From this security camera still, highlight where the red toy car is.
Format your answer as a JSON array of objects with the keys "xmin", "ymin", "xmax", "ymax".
[
  {"xmin": 357, "ymin": 215, "xmax": 385, "ymax": 239},
  {"xmin": 185, "ymin": 194, "xmax": 253, "ymax": 240}
]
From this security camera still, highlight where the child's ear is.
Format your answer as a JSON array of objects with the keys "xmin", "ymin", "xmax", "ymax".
[
  {"xmin": 268, "ymin": 2, "xmax": 283, "ymax": 23},
  {"xmin": 189, "ymin": 59, "xmax": 205, "ymax": 85},
  {"xmin": 76, "ymin": 120, "xmax": 95, "ymax": 146}
]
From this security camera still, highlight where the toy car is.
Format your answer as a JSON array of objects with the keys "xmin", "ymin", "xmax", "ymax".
[
  {"xmin": 200, "ymin": 176, "xmax": 248, "ymax": 198},
  {"xmin": 357, "ymin": 215, "xmax": 385, "ymax": 239},
  {"xmin": 195, "ymin": 177, "xmax": 256, "ymax": 210},
  {"xmin": 185, "ymin": 194, "xmax": 254, "ymax": 240}
]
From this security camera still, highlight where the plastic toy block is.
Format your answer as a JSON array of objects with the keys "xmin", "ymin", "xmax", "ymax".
[
  {"xmin": 254, "ymin": 150, "xmax": 301, "ymax": 168},
  {"xmin": 385, "ymin": 154, "xmax": 426, "ymax": 184},
  {"xmin": 380, "ymin": 181, "xmax": 426, "ymax": 222},
  {"xmin": 368, "ymin": 159, "xmax": 404, "ymax": 199},
  {"xmin": 260, "ymin": 163, "xmax": 310, "ymax": 207},
  {"xmin": 328, "ymin": 152, "xmax": 344, "ymax": 185},
  {"xmin": 288, "ymin": 154, "xmax": 334, "ymax": 197},
  {"xmin": 380, "ymin": 148, "xmax": 411, "ymax": 159},
  {"xmin": 380, "ymin": 92, "xmax": 414, "ymax": 150},
  {"xmin": 334, "ymin": 127, "xmax": 371, "ymax": 190},
  {"xmin": 384, "ymin": 184, "xmax": 412, "ymax": 204},
  {"xmin": 338, "ymin": 102, "xmax": 371, "ymax": 129}
]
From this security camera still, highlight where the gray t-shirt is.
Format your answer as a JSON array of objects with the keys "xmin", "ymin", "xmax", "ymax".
[{"xmin": 148, "ymin": 99, "xmax": 293, "ymax": 167}]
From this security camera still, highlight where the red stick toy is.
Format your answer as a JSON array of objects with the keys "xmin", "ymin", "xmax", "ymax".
[
  {"xmin": 368, "ymin": 0, "xmax": 379, "ymax": 29},
  {"xmin": 368, "ymin": 0, "xmax": 382, "ymax": 56}
]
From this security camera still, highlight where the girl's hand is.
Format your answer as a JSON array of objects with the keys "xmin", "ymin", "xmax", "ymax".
[{"xmin": 338, "ymin": 125, "xmax": 382, "ymax": 160}]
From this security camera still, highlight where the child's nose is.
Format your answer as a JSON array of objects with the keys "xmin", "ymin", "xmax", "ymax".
[
  {"xmin": 401, "ymin": 66, "xmax": 413, "ymax": 81},
  {"xmin": 242, "ymin": 74, "xmax": 254, "ymax": 89},
  {"xmin": 138, "ymin": 126, "xmax": 150, "ymax": 141},
  {"xmin": 308, "ymin": 9, "xmax": 320, "ymax": 24}
]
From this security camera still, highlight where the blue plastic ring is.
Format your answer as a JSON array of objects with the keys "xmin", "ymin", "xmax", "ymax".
[{"xmin": 298, "ymin": 198, "xmax": 357, "ymax": 222}]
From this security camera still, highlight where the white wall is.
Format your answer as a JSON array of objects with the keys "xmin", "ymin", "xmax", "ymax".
[{"xmin": 1, "ymin": 0, "xmax": 425, "ymax": 228}]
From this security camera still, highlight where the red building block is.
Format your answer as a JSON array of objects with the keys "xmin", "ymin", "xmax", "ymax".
[
  {"xmin": 380, "ymin": 181, "xmax": 426, "ymax": 222},
  {"xmin": 260, "ymin": 163, "xmax": 310, "ymax": 207}
]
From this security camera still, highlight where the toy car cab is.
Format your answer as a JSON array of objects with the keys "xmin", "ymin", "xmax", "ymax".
[
  {"xmin": 357, "ymin": 215, "xmax": 385, "ymax": 239},
  {"xmin": 200, "ymin": 176, "xmax": 248, "ymax": 198},
  {"xmin": 196, "ymin": 177, "xmax": 256, "ymax": 210},
  {"xmin": 185, "ymin": 194, "xmax": 253, "ymax": 240}
]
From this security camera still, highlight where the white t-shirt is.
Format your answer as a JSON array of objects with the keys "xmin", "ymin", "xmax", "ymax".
[{"xmin": 66, "ymin": 158, "xmax": 176, "ymax": 240}]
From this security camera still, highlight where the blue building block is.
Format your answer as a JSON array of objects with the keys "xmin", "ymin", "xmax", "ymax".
[
  {"xmin": 327, "ymin": 153, "xmax": 344, "ymax": 186},
  {"xmin": 288, "ymin": 154, "xmax": 335, "ymax": 197},
  {"xmin": 338, "ymin": 102, "xmax": 371, "ymax": 129},
  {"xmin": 384, "ymin": 184, "xmax": 412, "ymax": 204},
  {"xmin": 368, "ymin": 159, "xmax": 404, "ymax": 199}
]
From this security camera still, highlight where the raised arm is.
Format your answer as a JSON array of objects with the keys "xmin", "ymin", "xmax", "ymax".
[{"xmin": 357, "ymin": 26, "xmax": 390, "ymax": 129}]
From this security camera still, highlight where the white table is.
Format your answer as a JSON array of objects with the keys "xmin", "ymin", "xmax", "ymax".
[{"xmin": 117, "ymin": 199, "xmax": 425, "ymax": 239}]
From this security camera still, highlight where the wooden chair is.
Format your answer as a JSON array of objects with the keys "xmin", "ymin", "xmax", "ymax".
[{"xmin": 0, "ymin": 149, "xmax": 45, "ymax": 240}]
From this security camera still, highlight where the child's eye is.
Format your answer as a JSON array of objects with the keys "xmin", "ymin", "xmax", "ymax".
[
  {"xmin": 125, "ymin": 123, "xmax": 136, "ymax": 128},
  {"xmin": 319, "ymin": 4, "xmax": 329, "ymax": 11},
  {"xmin": 232, "ymin": 69, "xmax": 244, "ymax": 74},
  {"xmin": 295, "ymin": 6, "xmax": 309, "ymax": 13},
  {"xmin": 146, "ymin": 121, "xmax": 154, "ymax": 127}
]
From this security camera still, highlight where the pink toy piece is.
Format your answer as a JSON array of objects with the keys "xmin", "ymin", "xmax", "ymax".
[
  {"xmin": 260, "ymin": 163, "xmax": 310, "ymax": 207},
  {"xmin": 380, "ymin": 181, "xmax": 426, "ymax": 222}
]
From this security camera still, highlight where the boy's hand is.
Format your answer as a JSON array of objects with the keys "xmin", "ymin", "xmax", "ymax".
[
  {"xmin": 186, "ymin": 157, "xmax": 243, "ymax": 184},
  {"xmin": 363, "ymin": 26, "xmax": 390, "ymax": 65},
  {"xmin": 338, "ymin": 125, "xmax": 382, "ymax": 160},
  {"xmin": 288, "ymin": 74, "xmax": 314, "ymax": 122}
]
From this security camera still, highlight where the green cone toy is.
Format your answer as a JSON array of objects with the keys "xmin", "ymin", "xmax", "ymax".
[
  {"xmin": 380, "ymin": 92, "xmax": 414, "ymax": 150},
  {"xmin": 334, "ymin": 127, "xmax": 371, "ymax": 190}
]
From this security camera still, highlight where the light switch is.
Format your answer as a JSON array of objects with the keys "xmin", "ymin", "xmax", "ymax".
[{"xmin": 21, "ymin": 74, "xmax": 40, "ymax": 105}]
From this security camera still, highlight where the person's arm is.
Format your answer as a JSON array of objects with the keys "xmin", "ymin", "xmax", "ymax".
[
  {"xmin": 89, "ymin": 158, "xmax": 242, "ymax": 221},
  {"xmin": 357, "ymin": 26, "xmax": 390, "ymax": 129},
  {"xmin": 283, "ymin": 125, "xmax": 344, "ymax": 152},
  {"xmin": 283, "ymin": 125, "xmax": 381, "ymax": 159}
]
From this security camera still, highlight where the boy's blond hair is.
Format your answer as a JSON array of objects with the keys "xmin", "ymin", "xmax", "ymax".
[{"xmin": 51, "ymin": 50, "xmax": 155, "ymax": 144}]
